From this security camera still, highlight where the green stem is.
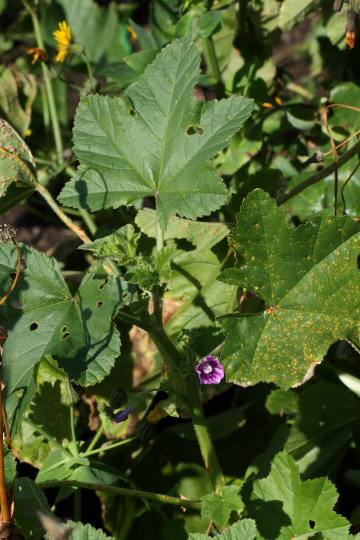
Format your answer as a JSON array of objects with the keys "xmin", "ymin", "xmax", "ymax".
[
  {"xmin": 82, "ymin": 437, "xmax": 135, "ymax": 458},
  {"xmin": 24, "ymin": 418, "xmax": 73, "ymax": 457},
  {"xmin": 74, "ymin": 488, "xmax": 82, "ymax": 521},
  {"xmin": 24, "ymin": 1, "xmax": 64, "ymax": 162},
  {"xmin": 38, "ymin": 480, "xmax": 202, "ymax": 510},
  {"xmin": 117, "ymin": 310, "xmax": 154, "ymax": 333},
  {"xmin": 81, "ymin": 52, "xmax": 94, "ymax": 80},
  {"xmin": 185, "ymin": 373, "xmax": 225, "ymax": 492},
  {"xmin": 79, "ymin": 208, "xmax": 97, "ymax": 236},
  {"xmin": 151, "ymin": 327, "xmax": 224, "ymax": 491},
  {"xmin": 279, "ymin": 138, "xmax": 360, "ymax": 205},
  {"xmin": 156, "ymin": 219, "xmax": 163, "ymax": 251},
  {"xmin": 202, "ymin": 37, "xmax": 226, "ymax": 99},
  {"xmin": 85, "ymin": 424, "xmax": 105, "ymax": 454},
  {"xmin": 70, "ymin": 405, "xmax": 79, "ymax": 457}
]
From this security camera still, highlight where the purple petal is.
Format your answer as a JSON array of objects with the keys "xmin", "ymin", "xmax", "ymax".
[
  {"xmin": 195, "ymin": 356, "xmax": 224, "ymax": 384},
  {"xmin": 115, "ymin": 406, "xmax": 135, "ymax": 424}
]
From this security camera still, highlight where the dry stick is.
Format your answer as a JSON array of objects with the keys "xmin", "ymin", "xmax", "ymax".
[
  {"xmin": 2, "ymin": 405, "xmax": 11, "ymax": 450},
  {"xmin": 0, "ymin": 241, "xmax": 21, "ymax": 307},
  {"xmin": 279, "ymin": 138, "xmax": 360, "ymax": 205}
]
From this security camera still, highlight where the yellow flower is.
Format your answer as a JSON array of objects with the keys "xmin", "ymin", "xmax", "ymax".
[
  {"xmin": 27, "ymin": 47, "xmax": 48, "ymax": 64},
  {"xmin": 126, "ymin": 24, "xmax": 138, "ymax": 41},
  {"xmin": 53, "ymin": 21, "xmax": 73, "ymax": 63}
]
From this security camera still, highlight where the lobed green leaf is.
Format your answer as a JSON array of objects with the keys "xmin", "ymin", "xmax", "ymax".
[{"xmin": 58, "ymin": 39, "xmax": 253, "ymax": 229}]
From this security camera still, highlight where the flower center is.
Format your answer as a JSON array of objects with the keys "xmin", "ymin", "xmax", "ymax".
[{"xmin": 202, "ymin": 363, "xmax": 213, "ymax": 374}]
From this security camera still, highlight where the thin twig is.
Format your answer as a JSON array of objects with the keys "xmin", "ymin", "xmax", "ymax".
[
  {"xmin": 0, "ymin": 241, "xmax": 21, "ymax": 307},
  {"xmin": 2, "ymin": 406, "xmax": 11, "ymax": 449},
  {"xmin": 278, "ymin": 138, "xmax": 360, "ymax": 205}
]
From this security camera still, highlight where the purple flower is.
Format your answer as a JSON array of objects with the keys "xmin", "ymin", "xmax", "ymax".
[
  {"xmin": 195, "ymin": 356, "xmax": 224, "ymax": 385},
  {"xmin": 115, "ymin": 406, "xmax": 135, "ymax": 424}
]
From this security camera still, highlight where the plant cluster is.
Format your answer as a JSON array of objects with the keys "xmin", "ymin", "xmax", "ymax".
[{"xmin": 1, "ymin": 0, "xmax": 360, "ymax": 539}]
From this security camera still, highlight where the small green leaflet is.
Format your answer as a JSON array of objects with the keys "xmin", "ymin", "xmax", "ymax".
[
  {"xmin": 219, "ymin": 190, "xmax": 360, "ymax": 389},
  {"xmin": 189, "ymin": 519, "xmax": 257, "ymax": 540},
  {"xmin": 201, "ymin": 485, "xmax": 244, "ymax": 527},
  {"xmin": 58, "ymin": 38, "xmax": 253, "ymax": 229},
  {"xmin": 78, "ymin": 224, "xmax": 141, "ymax": 265},
  {"xmin": 125, "ymin": 244, "xmax": 177, "ymax": 287},
  {"xmin": 247, "ymin": 451, "xmax": 350, "ymax": 540},
  {"xmin": 0, "ymin": 244, "xmax": 136, "ymax": 434}
]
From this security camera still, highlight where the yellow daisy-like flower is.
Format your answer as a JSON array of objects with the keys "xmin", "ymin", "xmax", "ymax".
[{"xmin": 53, "ymin": 21, "xmax": 73, "ymax": 63}]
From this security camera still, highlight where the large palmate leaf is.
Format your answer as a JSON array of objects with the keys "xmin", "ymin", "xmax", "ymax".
[
  {"xmin": 58, "ymin": 38, "xmax": 253, "ymax": 229},
  {"xmin": 0, "ymin": 244, "xmax": 136, "ymax": 434},
  {"xmin": 247, "ymin": 452, "xmax": 350, "ymax": 540},
  {"xmin": 219, "ymin": 189, "xmax": 360, "ymax": 389}
]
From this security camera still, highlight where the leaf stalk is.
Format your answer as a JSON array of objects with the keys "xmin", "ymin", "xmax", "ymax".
[{"xmin": 37, "ymin": 480, "xmax": 202, "ymax": 509}]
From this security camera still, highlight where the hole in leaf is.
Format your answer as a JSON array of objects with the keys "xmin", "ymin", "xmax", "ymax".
[
  {"xmin": 29, "ymin": 322, "xmax": 38, "ymax": 331},
  {"xmin": 9, "ymin": 272, "xmax": 16, "ymax": 280},
  {"xmin": 123, "ymin": 293, "xmax": 128, "ymax": 298},
  {"xmin": 12, "ymin": 301, "xmax": 23, "ymax": 309},
  {"xmin": 129, "ymin": 108, "xmax": 137, "ymax": 118},
  {"xmin": 99, "ymin": 278, "xmax": 109, "ymax": 290},
  {"xmin": 21, "ymin": 259, "xmax": 27, "ymax": 270},
  {"xmin": 357, "ymin": 254, "xmax": 360, "ymax": 270},
  {"xmin": 62, "ymin": 326, "xmax": 67, "ymax": 332},
  {"xmin": 63, "ymin": 296, "xmax": 68, "ymax": 300},
  {"xmin": 309, "ymin": 521, "xmax": 315, "ymax": 529},
  {"xmin": 61, "ymin": 332, "xmax": 70, "ymax": 339},
  {"xmin": 187, "ymin": 125, "xmax": 203, "ymax": 135},
  {"xmin": 96, "ymin": 301, "xmax": 103, "ymax": 308}
]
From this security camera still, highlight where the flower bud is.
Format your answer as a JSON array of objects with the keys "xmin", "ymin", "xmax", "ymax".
[
  {"xmin": 61, "ymin": 377, "xmax": 79, "ymax": 407},
  {"xmin": 110, "ymin": 387, "xmax": 128, "ymax": 410}
]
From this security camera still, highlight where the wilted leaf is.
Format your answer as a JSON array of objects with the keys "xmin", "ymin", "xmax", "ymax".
[
  {"xmin": 0, "ymin": 66, "xmax": 36, "ymax": 136},
  {"xmin": 0, "ymin": 119, "xmax": 36, "ymax": 213}
]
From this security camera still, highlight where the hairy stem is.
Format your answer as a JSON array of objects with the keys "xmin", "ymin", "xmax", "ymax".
[
  {"xmin": 185, "ymin": 373, "xmax": 225, "ymax": 492},
  {"xmin": 38, "ymin": 480, "xmax": 202, "ymax": 509},
  {"xmin": 35, "ymin": 184, "xmax": 117, "ymax": 275}
]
